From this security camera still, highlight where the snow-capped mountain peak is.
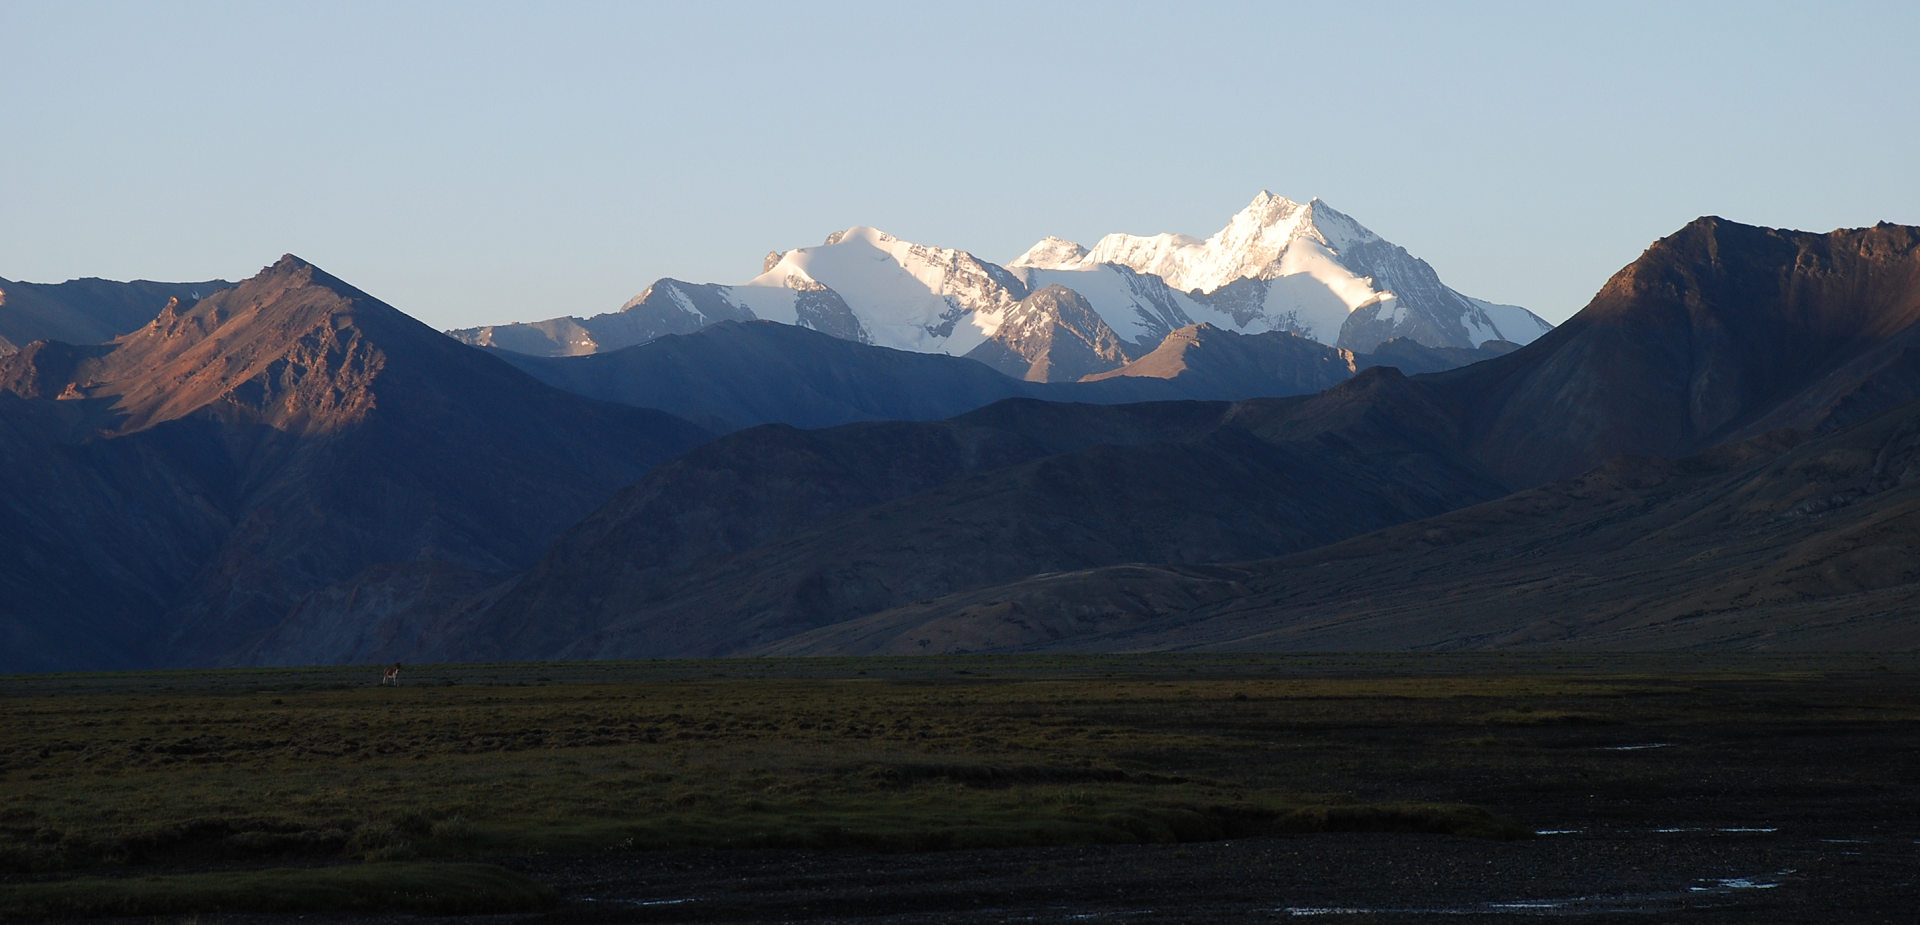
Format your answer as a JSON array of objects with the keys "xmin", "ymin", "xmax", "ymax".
[
  {"xmin": 1008, "ymin": 236, "xmax": 1089, "ymax": 271},
  {"xmin": 726, "ymin": 225, "xmax": 1026, "ymax": 354},
  {"xmin": 1005, "ymin": 192, "xmax": 1553, "ymax": 352},
  {"xmin": 1067, "ymin": 191, "xmax": 1367, "ymax": 294}
]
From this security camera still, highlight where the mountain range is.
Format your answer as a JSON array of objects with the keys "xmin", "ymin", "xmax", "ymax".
[
  {"xmin": 450, "ymin": 193, "xmax": 1554, "ymax": 378},
  {"xmin": 4, "ymin": 213, "xmax": 1917, "ymax": 670},
  {"xmin": 403, "ymin": 217, "xmax": 1920, "ymax": 662},
  {"xmin": 0, "ymin": 239, "xmax": 1516, "ymax": 670}
]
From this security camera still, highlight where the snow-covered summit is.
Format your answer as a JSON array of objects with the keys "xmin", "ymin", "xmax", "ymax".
[
  {"xmin": 1020, "ymin": 192, "xmax": 1389, "ymax": 294},
  {"xmin": 1008, "ymin": 236, "xmax": 1091, "ymax": 272},
  {"xmin": 1081, "ymin": 191, "xmax": 1334, "ymax": 293},
  {"xmin": 728, "ymin": 226, "xmax": 1025, "ymax": 354},
  {"xmin": 1008, "ymin": 192, "xmax": 1553, "ymax": 352}
]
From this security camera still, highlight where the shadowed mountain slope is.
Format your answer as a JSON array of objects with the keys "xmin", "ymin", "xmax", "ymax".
[
  {"xmin": 422, "ymin": 382, "xmax": 1510, "ymax": 661},
  {"xmin": 490, "ymin": 320, "xmax": 1049, "ymax": 432},
  {"xmin": 0, "ymin": 256, "xmax": 708, "ymax": 671},
  {"xmin": 1084, "ymin": 325, "xmax": 1514, "ymax": 395},
  {"xmin": 0, "ymin": 275, "xmax": 231, "ymax": 354},
  {"xmin": 263, "ymin": 400, "xmax": 1260, "ymax": 665},
  {"xmin": 765, "ymin": 397, "xmax": 1920, "ymax": 655},
  {"xmin": 488, "ymin": 319, "xmax": 1513, "ymax": 434}
]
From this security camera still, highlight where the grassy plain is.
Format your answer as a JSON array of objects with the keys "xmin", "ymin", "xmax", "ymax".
[
  {"xmin": 2, "ymin": 652, "xmax": 1916, "ymax": 916},
  {"xmin": 0, "ymin": 861, "xmax": 554, "ymax": 918}
]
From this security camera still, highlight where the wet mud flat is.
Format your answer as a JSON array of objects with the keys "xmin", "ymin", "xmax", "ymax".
[
  {"xmin": 511, "ymin": 824, "xmax": 1917, "ymax": 924},
  {"xmin": 4, "ymin": 653, "xmax": 1916, "ymax": 922},
  {"xmin": 54, "ymin": 827, "xmax": 1916, "ymax": 924}
]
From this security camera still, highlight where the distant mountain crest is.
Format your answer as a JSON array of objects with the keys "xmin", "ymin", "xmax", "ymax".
[{"xmin": 0, "ymin": 273, "xmax": 232, "ymax": 355}]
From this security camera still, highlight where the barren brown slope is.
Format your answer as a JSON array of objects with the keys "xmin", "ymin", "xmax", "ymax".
[
  {"xmin": 0, "ymin": 256, "xmax": 709, "ymax": 671},
  {"xmin": 766, "ymin": 397, "xmax": 1920, "ymax": 655},
  {"xmin": 1431, "ymin": 218, "xmax": 1920, "ymax": 487}
]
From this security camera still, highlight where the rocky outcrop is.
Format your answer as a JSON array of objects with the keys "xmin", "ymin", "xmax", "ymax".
[{"xmin": 964, "ymin": 286, "xmax": 1135, "ymax": 382}]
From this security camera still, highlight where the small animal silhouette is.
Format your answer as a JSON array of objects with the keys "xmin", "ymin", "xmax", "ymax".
[{"xmin": 381, "ymin": 662, "xmax": 402, "ymax": 686}]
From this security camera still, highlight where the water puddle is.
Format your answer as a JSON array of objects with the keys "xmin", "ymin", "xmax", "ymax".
[
  {"xmin": 1533, "ymin": 829, "xmax": 1582, "ymax": 836},
  {"xmin": 1004, "ymin": 910, "xmax": 1156, "ymax": 921},
  {"xmin": 1692, "ymin": 873, "xmax": 1789, "ymax": 891},
  {"xmin": 1276, "ymin": 869, "xmax": 1796, "ymax": 916},
  {"xmin": 581, "ymin": 897, "xmax": 696, "ymax": 906}
]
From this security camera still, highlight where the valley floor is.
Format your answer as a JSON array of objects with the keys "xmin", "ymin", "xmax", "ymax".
[{"xmin": 2, "ymin": 653, "xmax": 1915, "ymax": 923}]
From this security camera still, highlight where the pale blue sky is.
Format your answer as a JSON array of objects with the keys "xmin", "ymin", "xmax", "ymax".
[{"xmin": 4, "ymin": 1, "xmax": 1916, "ymax": 329}]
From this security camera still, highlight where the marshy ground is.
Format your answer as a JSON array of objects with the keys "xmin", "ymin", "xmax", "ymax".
[{"xmin": 1, "ymin": 652, "xmax": 1915, "ymax": 922}]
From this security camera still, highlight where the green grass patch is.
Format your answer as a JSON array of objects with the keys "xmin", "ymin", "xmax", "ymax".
[{"xmin": 0, "ymin": 861, "xmax": 554, "ymax": 919}]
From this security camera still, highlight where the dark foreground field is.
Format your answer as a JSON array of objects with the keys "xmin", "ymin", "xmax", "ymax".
[{"xmin": 2, "ymin": 653, "xmax": 1916, "ymax": 923}]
